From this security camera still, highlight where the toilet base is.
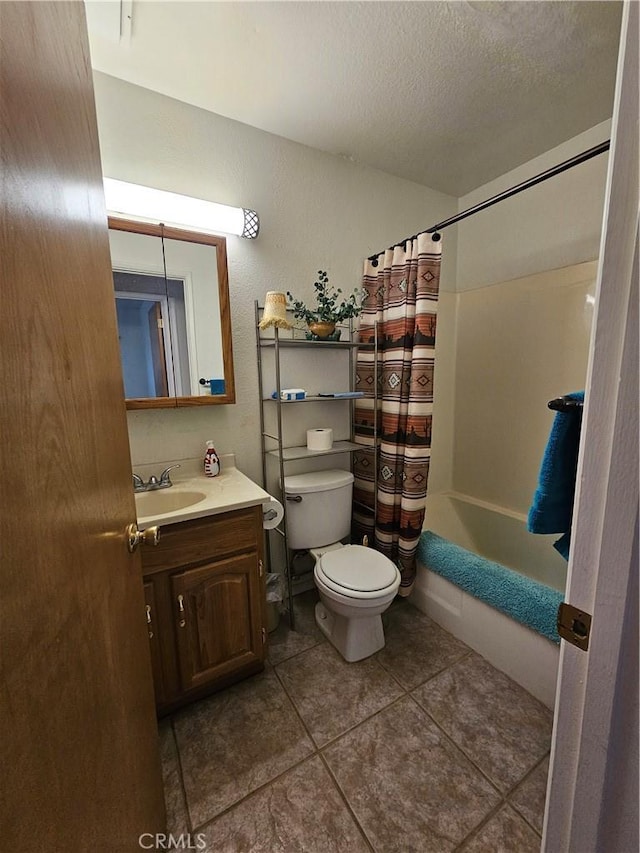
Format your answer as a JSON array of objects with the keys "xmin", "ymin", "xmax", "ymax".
[{"xmin": 315, "ymin": 601, "xmax": 385, "ymax": 662}]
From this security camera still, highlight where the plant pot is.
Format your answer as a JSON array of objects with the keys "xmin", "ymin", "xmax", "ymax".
[{"xmin": 307, "ymin": 321, "xmax": 336, "ymax": 339}]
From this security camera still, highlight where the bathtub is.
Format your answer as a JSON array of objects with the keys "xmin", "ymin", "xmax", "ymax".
[{"xmin": 411, "ymin": 492, "xmax": 564, "ymax": 707}]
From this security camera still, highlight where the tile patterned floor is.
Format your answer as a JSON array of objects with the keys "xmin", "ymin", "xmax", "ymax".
[{"xmin": 160, "ymin": 592, "xmax": 552, "ymax": 852}]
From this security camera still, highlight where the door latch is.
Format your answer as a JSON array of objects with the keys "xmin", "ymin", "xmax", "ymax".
[{"xmin": 557, "ymin": 602, "xmax": 592, "ymax": 651}]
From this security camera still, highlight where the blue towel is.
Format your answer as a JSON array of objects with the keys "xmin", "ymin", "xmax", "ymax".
[
  {"xmin": 528, "ymin": 391, "xmax": 584, "ymax": 559},
  {"xmin": 417, "ymin": 531, "xmax": 562, "ymax": 643}
]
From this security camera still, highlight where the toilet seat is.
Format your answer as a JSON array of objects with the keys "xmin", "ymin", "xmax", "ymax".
[{"xmin": 315, "ymin": 545, "xmax": 400, "ymax": 600}]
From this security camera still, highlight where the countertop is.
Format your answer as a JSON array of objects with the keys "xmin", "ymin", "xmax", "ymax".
[{"xmin": 134, "ymin": 455, "xmax": 272, "ymax": 527}]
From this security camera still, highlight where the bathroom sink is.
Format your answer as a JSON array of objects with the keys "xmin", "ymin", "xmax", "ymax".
[{"xmin": 135, "ymin": 489, "xmax": 207, "ymax": 518}]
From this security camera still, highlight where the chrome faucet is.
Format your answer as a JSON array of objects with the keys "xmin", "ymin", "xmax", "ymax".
[{"xmin": 133, "ymin": 465, "xmax": 181, "ymax": 492}]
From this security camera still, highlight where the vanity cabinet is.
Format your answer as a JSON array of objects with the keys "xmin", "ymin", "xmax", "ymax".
[
  {"xmin": 141, "ymin": 504, "xmax": 266, "ymax": 715},
  {"xmin": 172, "ymin": 553, "xmax": 264, "ymax": 693}
]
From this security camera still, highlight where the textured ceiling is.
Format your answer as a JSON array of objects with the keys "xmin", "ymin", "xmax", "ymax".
[{"xmin": 86, "ymin": 1, "xmax": 622, "ymax": 196}]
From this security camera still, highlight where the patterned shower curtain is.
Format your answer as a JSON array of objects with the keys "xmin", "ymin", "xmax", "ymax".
[{"xmin": 353, "ymin": 232, "xmax": 441, "ymax": 595}]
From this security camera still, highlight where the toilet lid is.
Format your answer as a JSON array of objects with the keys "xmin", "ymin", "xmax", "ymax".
[{"xmin": 320, "ymin": 545, "xmax": 398, "ymax": 592}]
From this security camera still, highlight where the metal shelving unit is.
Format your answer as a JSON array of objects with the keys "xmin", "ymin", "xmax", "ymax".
[
  {"xmin": 266, "ymin": 440, "xmax": 361, "ymax": 461},
  {"xmin": 255, "ymin": 301, "xmax": 377, "ymax": 629}
]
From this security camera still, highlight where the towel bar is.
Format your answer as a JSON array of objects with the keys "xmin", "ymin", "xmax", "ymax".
[{"xmin": 548, "ymin": 396, "xmax": 584, "ymax": 412}]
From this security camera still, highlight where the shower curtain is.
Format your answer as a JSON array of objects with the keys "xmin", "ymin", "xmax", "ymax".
[{"xmin": 353, "ymin": 232, "xmax": 441, "ymax": 595}]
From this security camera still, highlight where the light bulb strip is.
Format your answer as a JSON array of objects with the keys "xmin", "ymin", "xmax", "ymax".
[{"xmin": 103, "ymin": 178, "xmax": 259, "ymax": 239}]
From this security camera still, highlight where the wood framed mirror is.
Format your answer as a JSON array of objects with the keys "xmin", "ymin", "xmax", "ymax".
[{"xmin": 108, "ymin": 217, "xmax": 235, "ymax": 408}]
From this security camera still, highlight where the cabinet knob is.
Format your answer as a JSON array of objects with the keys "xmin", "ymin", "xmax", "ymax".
[{"xmin": 126, "ymin": 523, "xmax": 161, "ymax": 553}]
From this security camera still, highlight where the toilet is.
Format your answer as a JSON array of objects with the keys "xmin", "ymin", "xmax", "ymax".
[{"xmin": 283, "ymin": 469, "xmax": 400, "ymax": 662}]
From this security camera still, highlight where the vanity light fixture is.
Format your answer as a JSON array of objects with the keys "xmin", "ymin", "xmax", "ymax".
[{"xmin": 103, "ymin": 178, "xmax": 260, "ymax": 239}]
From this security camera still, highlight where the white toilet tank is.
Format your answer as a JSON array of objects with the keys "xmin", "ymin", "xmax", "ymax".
[{"xmin": 283, "ymin": 469, "xmax": 354, "ymax": 550}]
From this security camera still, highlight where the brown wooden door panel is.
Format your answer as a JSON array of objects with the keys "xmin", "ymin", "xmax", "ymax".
[
  {"xmin": 171, "ymin": 554, "xmax": 263, "ymax": 692},
  {"xmin": 0, "ymin": 3, "xmax": 164, "ymax": 847},
  {"xmin": 183, "ymin": 573, "xmax": 253, "ymax": 674}
]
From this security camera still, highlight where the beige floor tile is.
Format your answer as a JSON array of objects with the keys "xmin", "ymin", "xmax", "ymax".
[
  {"xmin": 199, "ymin": 755, "xmax": 370, "ymax": 853},
  {"xmin": 323, "ymin": 696, "xmax": 500, "ymax": 852},
  {"xmin": 509, "ymin": 755, "xmax": 549, "ymax": 835},
  {"xmin": 376, "ymin": 600, "xmax": 470, "ymax": 689},
  {"xmin": 460, "ymin": 804, "xmax": 541, "ymax": 853},
  {"xmin": 413, "ymin": 654, "xmax": 552, "ymax": 792},
  {"xmin": 276, "ymin": 642, "xmax": 403, "ymax": 746},
  {"xmin": 173, "ymin": 668, "xmax": 314, "ymax": 827},
  {"xmin": 165, "ymin": 602, "xmax": 555, "ymax": 850},
  {"xmin": 158, "ymin": 720, "xmax": 189, "ymax": 834}
]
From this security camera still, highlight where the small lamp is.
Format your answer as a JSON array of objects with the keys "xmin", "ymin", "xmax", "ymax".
[{"xmin": 259, "ymin": 292, "xmax": 293, "ymax": 330}]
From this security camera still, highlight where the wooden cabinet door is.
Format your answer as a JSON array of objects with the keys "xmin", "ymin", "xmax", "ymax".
[
  {"xmin": 143, "ymin": 580, "xmax": 168, "ymax": 707},
  {"xmin": 171, "ymin": 554, "xmax": 264, "ymax": 693}
]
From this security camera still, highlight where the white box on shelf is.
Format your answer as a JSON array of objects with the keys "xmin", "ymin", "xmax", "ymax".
[{"xmin": 272, "ymin": 388, "xmax": 306, "ymax": 401}]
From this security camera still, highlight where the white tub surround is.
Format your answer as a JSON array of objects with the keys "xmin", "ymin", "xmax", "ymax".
[
  {"xmin": 414, "ymin": 491, "xmax": 563, "ymax": 707},
  {"xmin": 451, "ymin": 262, "xmax": 594, "ymax": 521},
  {"xmin": 133, "ymin": 454, "xmax": 271, "ymax": 527},
  {"xmin": 423, "ymin": 492, "xmax": 567, "ymax": 590},
  {"xmin": 411, "ymin": 568, "xmax": 559, "ymax": 708}
]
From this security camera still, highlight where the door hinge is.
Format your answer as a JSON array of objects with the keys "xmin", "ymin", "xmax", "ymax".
[
  {"xmin": 557, "ymin": 602, "xmax": 592, "ymax": 651},
  {"xmin": 261, "ymin": 627, "xmax": 267, "ymax": 644},
  {"xmin": 258, "ymin": 559, "xmax": 264, "ymax": 578},
  {"xmin": 157, "ymin": 318, "xmax": 164, "ymax": 328}
]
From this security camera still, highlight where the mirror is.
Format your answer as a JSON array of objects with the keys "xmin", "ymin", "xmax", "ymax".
[{"xmin": 108, "ymin": 217, "xmax": 235, "ymax": 408}]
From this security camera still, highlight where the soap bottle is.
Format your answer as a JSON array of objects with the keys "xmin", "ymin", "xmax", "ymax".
[{"xmin": 204, "ymin": 441, "xmax": 220, "ymax": 477}]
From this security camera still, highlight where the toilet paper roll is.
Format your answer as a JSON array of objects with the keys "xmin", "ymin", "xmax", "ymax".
[
  {"xmin": 262, "ymin": 496, "xmax": 285, "ymax": 529},
  {"xmin": 307, "ymin": 428, "xmax": 333, "ymax": 451}
]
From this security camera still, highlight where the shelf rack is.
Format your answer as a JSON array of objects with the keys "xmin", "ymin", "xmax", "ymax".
[
  {"xmin": 266, "ymin": 440, "xmax": 361, "ymax": 461},
  {"xmin": 255, "ymin": 301, "xmax": 378, "ymax": 630}
]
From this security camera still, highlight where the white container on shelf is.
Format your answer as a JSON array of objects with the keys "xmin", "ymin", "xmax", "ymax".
[{"xmin": 306, "ymin": 428, "xmax": 333, "ymax": 451}]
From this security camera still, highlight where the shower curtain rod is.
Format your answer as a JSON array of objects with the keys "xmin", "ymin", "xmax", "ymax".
[{"xmin": 369, "ymin": 139, "xmax": 610, "ymax": 259}]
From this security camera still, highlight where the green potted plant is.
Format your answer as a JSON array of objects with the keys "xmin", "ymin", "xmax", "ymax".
[{"xmin": 287, "ymin": 271, "xmax": 362, "ymax": 340}]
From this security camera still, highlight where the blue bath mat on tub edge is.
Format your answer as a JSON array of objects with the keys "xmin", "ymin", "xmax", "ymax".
[{"xmin": 417, "ymin": 531, "xmax": 562, "ymax": 643}]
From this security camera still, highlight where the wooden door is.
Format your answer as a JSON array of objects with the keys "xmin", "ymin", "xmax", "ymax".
[
  {"xmin": 0, "ymin": 2, "xmax": 165, "ymax": 849},
  {"xmin": 172, "ymin": 554, "xmax": 264, "ymax": 692}
]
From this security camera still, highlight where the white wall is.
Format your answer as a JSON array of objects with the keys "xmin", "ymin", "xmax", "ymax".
[
  {"xmin": 440, "ymin": 121, "xmax": 611, "ymax": 514},
  {"xmin": 456, "ymin": 120, "xmax": 610, "ymax": 290},
  {"xmin": 93, "ymin": 73, "xmax": 457, "ymax": 485}
]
